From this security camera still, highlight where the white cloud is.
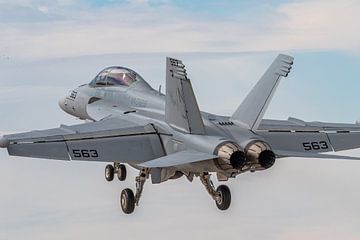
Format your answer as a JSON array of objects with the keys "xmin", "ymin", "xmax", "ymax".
[
  {"xmin": 0, "ymin": 0, "xmax": 359, "ymax": 60},
  {"xmin": 273, "ymin": 0, "xmax": 360, "ymax": 51}
]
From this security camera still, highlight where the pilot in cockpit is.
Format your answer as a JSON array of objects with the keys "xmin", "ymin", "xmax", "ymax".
[{"xmin": 90, "ymin": 67, "xmax": 140, "ymax": 87}]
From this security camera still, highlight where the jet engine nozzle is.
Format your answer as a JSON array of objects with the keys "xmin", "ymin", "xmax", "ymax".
[
  {"xmin": 245, "ymin": 141, "xmax": 276, "ymax": 169},
  {"xmin": 0, "ymin": 136, "xmax": 9, "ymax": 148},
  {"xmin": 229, "ymin": 150, "xmax": 246, "ymax": 170},
  {"xmin": 258, "ymin": 150, "xmax": 276, "ymax": 169},
  {"xmin": 214, "ymin": 142, "xmax": 246, "ymax": 171}
]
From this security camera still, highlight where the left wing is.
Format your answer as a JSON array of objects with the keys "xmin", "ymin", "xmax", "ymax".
[{"xmin": 0, "ymin": 117, "xmax": 165, "ymax": 163}]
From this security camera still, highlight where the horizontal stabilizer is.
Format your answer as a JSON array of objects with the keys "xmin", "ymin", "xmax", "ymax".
[
  {"xmin": 276, "ymin": 150, "xmax": 360, "ymax": 161},
  {"xmin": 231, "ymin": 54, "xmax": 294, "ymax": 130},
  {"xmin": 165, "ymin": 57, "xmax": 206, "ymax": 134},
  {"xmin": 140, "ymin": 150, "xmax": 216, "ymax": 168}
]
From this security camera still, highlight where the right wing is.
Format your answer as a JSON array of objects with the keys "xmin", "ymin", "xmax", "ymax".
[{"xmin": 0, "ymin": 118, "xmax": 166, "ymax": 163}]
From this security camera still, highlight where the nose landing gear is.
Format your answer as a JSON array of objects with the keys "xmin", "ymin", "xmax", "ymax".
[
  {"xmin": 105, "ymin": 164, "xmax": 114, "ymax": 182},
  {"xmin": 105, "ymin": 163, "xmax": 127, "ymax": 182}
]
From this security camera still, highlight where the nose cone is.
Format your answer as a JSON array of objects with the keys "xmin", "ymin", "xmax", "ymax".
[
  {"xmin": 58, "ymin": 96, "xmax": 67, "ymax": 112},
  {"xmin": 0, "ymin": 136, "xmax": 9, "ymax": 148}
]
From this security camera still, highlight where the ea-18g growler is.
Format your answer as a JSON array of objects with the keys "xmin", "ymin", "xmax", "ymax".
[{"xmin": 2, "ymin": 54, "xmax": 360, "ymax": 214}]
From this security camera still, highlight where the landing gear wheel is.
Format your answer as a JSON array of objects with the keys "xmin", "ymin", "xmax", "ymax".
[
  {"xmin": 215, "ymin": 185, "xmax": 231, "ymax": 211},
  {"xmin": 105, "ymin": 164, "xmax": 114, "ymax": 182},
  {"xmin": 120, "ymin": 188, "xmax": 135, "ymax": 214},
  {"xmin": 117, "ymin": 164, "xmax": 127, "ymax": 181}
]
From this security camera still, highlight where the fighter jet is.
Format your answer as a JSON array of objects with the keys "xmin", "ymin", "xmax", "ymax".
[{"xmin": 1, "ymin": 54, "xmax": 360, "ymax": 214}]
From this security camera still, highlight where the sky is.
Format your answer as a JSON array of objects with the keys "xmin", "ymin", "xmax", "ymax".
[{"xmin": 1, "ymin": 0, "xmax": 360, "ymax": 240}]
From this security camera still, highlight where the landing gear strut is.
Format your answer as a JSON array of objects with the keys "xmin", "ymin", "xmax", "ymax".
[
  {"xmin": 105, "ymin": 163, "xmax": 127, "ymax": 182},
  {"xmin": 200, "ymin": 173, "xmax": 231, "ymax": 211},
  {"xmin": 120, "ymin": 168, "xmax": 149, "ymax": 214}
]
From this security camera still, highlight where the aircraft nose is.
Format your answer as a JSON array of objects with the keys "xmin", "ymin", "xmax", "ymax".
[
  {"xmin": 58, "ymin": 96, "xmax": 67, "ymax": 111},
  {"xmin": 0, "ymin": 136, "xmax": 9, "ymax": 148}
]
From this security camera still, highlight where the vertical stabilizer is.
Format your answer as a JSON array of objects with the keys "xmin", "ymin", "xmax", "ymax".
[
  {"xmin": 165, "ymin": 57, "xmax": 206, "ymax": 134},
  {"xmin": 231, "ymin": 54, "xmax": 294, "ymax": 130}
]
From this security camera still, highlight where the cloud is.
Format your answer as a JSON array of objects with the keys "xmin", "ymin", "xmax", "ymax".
[
  {"xmin": 0, "ymin": 0, "xmax": 359, "ymax": 60},
  {"xmin": 273, "ymin": 0, "xmax": 360, "ymax": 51},
  {"xmin": 0, "ymin": 3, "xmax": 63, "ymax": 22}
]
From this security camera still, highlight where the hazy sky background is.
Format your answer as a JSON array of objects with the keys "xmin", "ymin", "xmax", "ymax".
[{"xmin": 1, "ymin": 0, "xmax": 360, "ymax": 239}]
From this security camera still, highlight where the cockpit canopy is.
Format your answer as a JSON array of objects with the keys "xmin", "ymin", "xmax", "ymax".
[{"xmin": 90, "ymin": 66, "xmax": 145, "ymax": 88}]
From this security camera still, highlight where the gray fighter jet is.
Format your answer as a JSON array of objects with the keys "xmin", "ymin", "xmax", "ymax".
[{"xmin": 1, "ymin": 54, "xmax": 360, "ymax": 214}]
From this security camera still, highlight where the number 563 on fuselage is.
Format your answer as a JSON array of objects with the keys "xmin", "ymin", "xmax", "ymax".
[{"xmin": 1, "ymin": 54, "xmax": 360, "ymax": 214}]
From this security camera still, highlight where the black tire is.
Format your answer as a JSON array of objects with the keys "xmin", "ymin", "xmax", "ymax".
[
  {"xmin": 105, "ymin": 164, "xmax": 114, "ymax": 182},
  {"xmin": 215, "ymin": 185, "xmax": 231, "ymax": 211},
  {"xmin": 117, "ymin": 164, "xmax": 127, "ymax": 181},
  {"xmin": 120, "ymin": 188, "xmax": 135, "ymax": 214}
]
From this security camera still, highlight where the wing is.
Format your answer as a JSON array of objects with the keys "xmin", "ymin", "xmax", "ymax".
[
  {"xmin": 165, "ymin": 57, "xmax": 206, "ymax": 134},
  {"xmin": 0, "ymin": 117, "xmax": 166, "ymax": 163},
  {"xmin": 231, "ymin": 54, "xmax": 294, "ymax": 130},
  {"xmin": 257, "ymin": 118, "xmax": 360, "ymax": 159}
]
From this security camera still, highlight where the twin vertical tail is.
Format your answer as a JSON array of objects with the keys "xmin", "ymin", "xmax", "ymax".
[
  {"xmin": 230, "ymin": 54, "xmax": 294, "ymax": 130},
  {"xmin": 164, "ymin": 54, "xmax": 294, "ymax": 134},
  {"xmin": 165, "ymin": 57, "xmax": 206, "ymax": 135}
]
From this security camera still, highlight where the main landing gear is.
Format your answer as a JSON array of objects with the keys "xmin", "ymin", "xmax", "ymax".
[
  {"xmin": 105, "ymin": 165, "xmax": 231, "ymax": 214},
  {"xmin": 105, "ymin": 163, "xmax": 127, "ymax": 182},
  {"xmin": 200, "ymin": 173, "xmax": 231, "ymax": 211},
  {"xmin": 120, "ymin": 168, "xmax": 149, "ymax": 214}
]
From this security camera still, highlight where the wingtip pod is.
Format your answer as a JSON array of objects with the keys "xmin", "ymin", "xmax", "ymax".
[{"xmin": 0, "ymin": 136, "xmax": 9, "ymax": 148}]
